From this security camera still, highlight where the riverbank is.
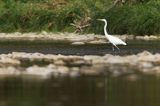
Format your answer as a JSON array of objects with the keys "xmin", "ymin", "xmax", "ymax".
[
  {"xmin": 0, "ymin": 33, "xmax": 159, "ymax": 79},
  {"xmin": 0, "ymin": 51, "xmax": 159, "ymax": 79},
  {"xmin": 0, "ymin": 32, "xmax": 159, "ymax": 45}
]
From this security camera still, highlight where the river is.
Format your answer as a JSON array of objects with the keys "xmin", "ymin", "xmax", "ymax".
[{"xmin": 0, "ymin": 39, "xmax": 159, "ymax": 106}]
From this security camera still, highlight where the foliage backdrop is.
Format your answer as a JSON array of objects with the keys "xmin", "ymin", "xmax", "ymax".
[{"xmin": 0, "ymin": 0, "xmax": 160, "ymax": 35}]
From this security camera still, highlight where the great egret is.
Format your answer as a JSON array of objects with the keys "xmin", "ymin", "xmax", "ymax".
[{"xmin": 97, "ymin": 19, "xmax": 127, "ymax": 51}]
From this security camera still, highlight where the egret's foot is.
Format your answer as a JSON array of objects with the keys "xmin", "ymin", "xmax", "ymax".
[
  {"xmin": 112, "ymin": 46, "xmax": 115, "ymax": 51},
  {"xmin": 116, "ymin": 48, "xmax": 120, "ymax": 54},
  {"xmin": 112, "ymin": 45, "xmax": 119, "ymax": 54},
  {"xmin": 112, "ymin": 46, "xmax": 116, "ymax": 55},
  {"xmin": 117, "ymin": 48, "xmax": 120, "ymax": 53},
  {"xmin": 115, "ymin": 45, "xmax": 120, "ymax": 51}
]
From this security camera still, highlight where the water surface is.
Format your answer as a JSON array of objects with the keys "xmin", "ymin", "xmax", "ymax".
[
  {"xmin": 0, "ymin": 40, "xmax": 160, "ymax": 106},
  {"xmin": 0, "ymin": 75, "xmax": 160, "ymax": 106},
  {"xmin": 0, "ymin": 40, "xmax": 159, "ymax": 55}
]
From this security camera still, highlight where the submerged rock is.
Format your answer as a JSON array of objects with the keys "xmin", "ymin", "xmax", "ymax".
[
  {"xmin": 0, "ymin": 51, "xmax": 159, "ymax": 79},
  {"xmin": 71, "ymin": 42, "xmax": 85, "ymax": 45}
]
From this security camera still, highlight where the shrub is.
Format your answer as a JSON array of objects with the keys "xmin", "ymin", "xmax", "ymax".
[
  {"xmin": 91, "ymin": 0, "xmax": 160, "ymax": 35},
  {"xmin": 0, "ymin": 0, "xmax": 160, "ymax": 35}
]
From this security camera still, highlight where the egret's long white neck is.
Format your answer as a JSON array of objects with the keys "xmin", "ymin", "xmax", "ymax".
[{"xmin": 104, "ymin": 20, "xmax": 109, "ymax": 37}]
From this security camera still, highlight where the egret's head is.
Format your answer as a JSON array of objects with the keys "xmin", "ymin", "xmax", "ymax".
[
  {"xmin": 97, "ymin": 19, "xmax": 107, "ymax": 25},
  {"xmin": 97, "ymin": 19, "xmax": 107, "ymax": 22}
]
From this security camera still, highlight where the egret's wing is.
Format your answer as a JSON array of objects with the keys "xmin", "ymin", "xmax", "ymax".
[{"xmin": 108, "ymin": 35, "xmax": 126, "ymax": 45}]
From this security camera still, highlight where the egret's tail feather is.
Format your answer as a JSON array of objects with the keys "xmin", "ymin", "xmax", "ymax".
[{"xmin": 122, "ymin": 42, "xmax": 127, "ymax": 45}]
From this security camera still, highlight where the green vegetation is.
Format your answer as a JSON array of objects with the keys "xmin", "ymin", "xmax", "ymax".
[
  {"xmin": 92, "ymin": 0, "xmax": 160, "ymax": 35},
  {"xmin": 0, "ymin": 0, "xmax": 160, "ymax": 35}
]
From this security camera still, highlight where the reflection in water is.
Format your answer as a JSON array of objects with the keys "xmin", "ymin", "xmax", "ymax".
[
  {"xmin": 107, "ymin": 75, "xmax": 160, "ymax": 106},
  {"xmin": 0, "ymin": 75, "xmax": 159, "ymax": 106},
  {"xmin": 0, "ymin": 76, "xmax": 105, "ymax": 106}
]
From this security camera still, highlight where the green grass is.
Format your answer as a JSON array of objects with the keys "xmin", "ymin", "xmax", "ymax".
[
  {"xmin": 0, "ymin": 0, "xmax": 160, "ymax": 35},
  {"xmin": 0, "ymin": 0, "xmax": 112, "ymax": 32},
  {"xmin": 91, "ymin": 0, "xmax": 160, "ymax": 35}
]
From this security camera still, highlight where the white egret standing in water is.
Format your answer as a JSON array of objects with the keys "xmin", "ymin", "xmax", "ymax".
[{"xmin": 97, "ymin": 19, "xmax": 127, "ymax": 51}]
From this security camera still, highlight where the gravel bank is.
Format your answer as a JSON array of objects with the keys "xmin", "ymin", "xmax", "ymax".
[
  {"xmin": 0, "ymin": 51, "xmax": 159, "ymax": 79},
  {"xmin": 0, "ymin": 32, "xmax": 159, "ymax": 45}
]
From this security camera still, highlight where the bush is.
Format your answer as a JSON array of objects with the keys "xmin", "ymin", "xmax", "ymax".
[
  {"xmin": 91, "ymin": 0, "xmax": 160, "ymax": 35},
  {"xmin": 0, "ymin": 0, "xmax": 160, "ymax": 35}
]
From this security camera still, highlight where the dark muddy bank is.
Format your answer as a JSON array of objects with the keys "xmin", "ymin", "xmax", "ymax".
[{"xmin": 0, "ymin": 33, "xmax": 160, "ymax": 55}]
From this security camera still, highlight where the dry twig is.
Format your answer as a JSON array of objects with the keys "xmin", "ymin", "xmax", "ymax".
[{"xmin": 71, "ymin": 17, "xmax": 91, "ymax": 33}]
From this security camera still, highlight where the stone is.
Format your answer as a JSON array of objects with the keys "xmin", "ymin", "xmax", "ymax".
[
  {"xmin": 0, "ymin": 50, "xmax": 159, "ymax": 78},
  {"xmin": 71, "ymin": 42, "xmax": 85, "ymax": 45},
  {"xmin": 25, "ymin": 65, "xmax": 54, "ymax": 79},
  {"xmin": 57, "ymin": 66, "xmax": 69, "ymax": 76}
]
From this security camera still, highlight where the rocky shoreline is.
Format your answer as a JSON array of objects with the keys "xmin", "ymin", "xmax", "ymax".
[
  {"xmin": 0, "ymin": 32, "xmax": 159, "ymax": 45},
  {"xmin": 0, "ymin": 32, "xmax": 159, "ymax": 79},
  {"xmin": 0, "ymin": 51, "xmax": 159, "ymax": 79}
]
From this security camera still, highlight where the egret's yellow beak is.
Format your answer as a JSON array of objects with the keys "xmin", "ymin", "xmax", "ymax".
[{"xmin": 97, "ymin": 19, "xmax": 103, "ymax": 21}]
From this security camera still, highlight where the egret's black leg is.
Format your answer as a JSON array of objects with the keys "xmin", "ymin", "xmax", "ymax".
[
  {"xmin": 114, "ymin": 44, "xmax": 120, "ymax": 51},
  {"xmin": 112, "ymin": 45, "xmax": 114, "ymax": 51},
  {"xmin": 113, "ymin": 44, "xmax": 120, "ymax": 53}
]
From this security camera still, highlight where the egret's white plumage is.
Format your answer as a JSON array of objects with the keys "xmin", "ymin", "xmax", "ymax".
[{"xmin": 97, "ymin": 19, "xmax": 127, "ymax": 50}]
